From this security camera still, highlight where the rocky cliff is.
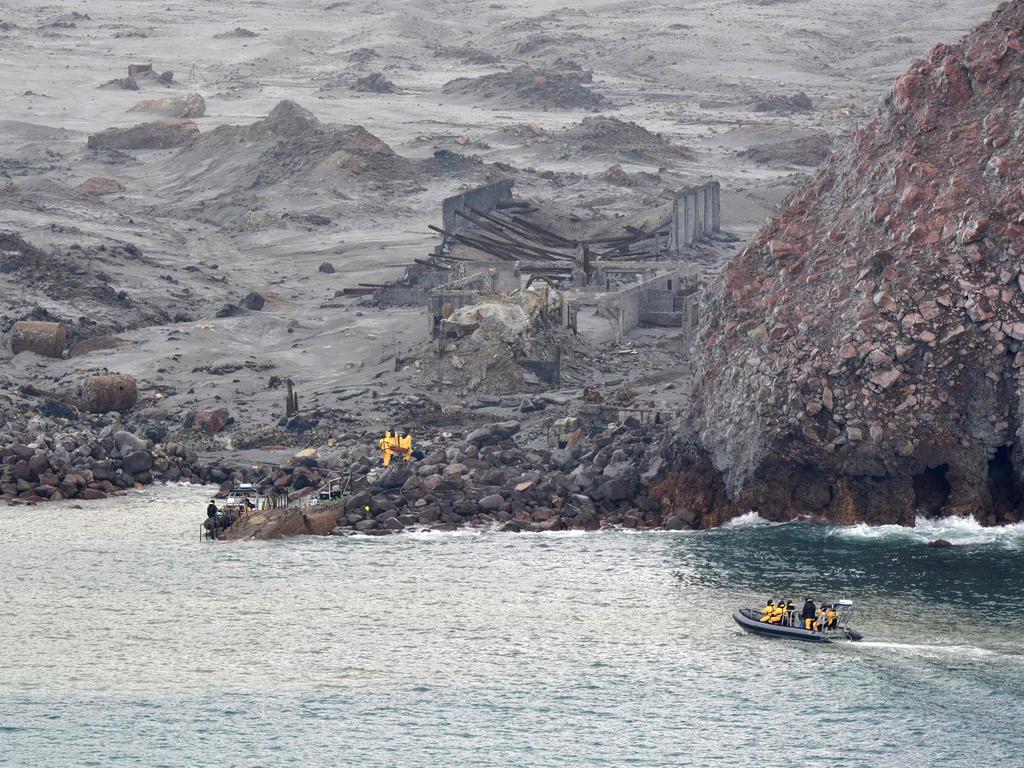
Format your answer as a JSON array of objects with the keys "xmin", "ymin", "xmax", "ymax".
[{"xmin": 686, "ymin": 1, "xmax": 1024, "ymax": 526}]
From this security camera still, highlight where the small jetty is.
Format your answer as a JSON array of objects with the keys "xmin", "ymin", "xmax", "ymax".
[{"xmin": 201, "ymin": 477, "xmax": 349, "ymax": 541}]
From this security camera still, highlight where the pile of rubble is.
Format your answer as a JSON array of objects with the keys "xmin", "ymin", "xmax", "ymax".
[
  {"xmin": 413, "ymin": 290, "xmax": 583, "ymax": 395},
  {"xmin": 0, "ymin": 419, "xmax": 246, "ymax": 503},
  {"xmin": 684, "ymin": 2, "xmax": 1024, "ymax": 525}
]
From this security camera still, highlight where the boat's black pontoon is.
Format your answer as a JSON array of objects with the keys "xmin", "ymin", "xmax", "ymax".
[{"xmin": 733, "ymin": 600, "xmax": 863, "ymax": 642}]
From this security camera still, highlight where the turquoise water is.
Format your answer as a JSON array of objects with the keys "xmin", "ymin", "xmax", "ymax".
[{"xmin": 1, "ymin": 486, "xmax": 1022, "ymax": 767}]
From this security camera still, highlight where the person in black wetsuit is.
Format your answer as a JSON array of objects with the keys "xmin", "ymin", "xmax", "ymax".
[
  {"xmin": 204, "ymin": 501, "xmax": 220, "ymax": 538},
  {"xmin": 801, "ymin": 597, "xmax": 817, "ymax": 630}
]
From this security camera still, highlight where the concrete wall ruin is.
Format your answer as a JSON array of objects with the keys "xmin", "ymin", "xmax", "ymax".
[
  {"xmin": 564, "ymin": 267, "xmax": 702, "ymax": 344},
  {"xmin": 441, "ymin": 180, "xmax": 514, "ymax": 243},
  {"xmin": 669, "ymin": 181, "xmax": 720, "ymax": 254}
]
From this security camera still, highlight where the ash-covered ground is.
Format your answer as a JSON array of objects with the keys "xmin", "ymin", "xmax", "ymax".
[{"xmin": 0, "ymin": 0, "xmax": 993, "ymax": 507}]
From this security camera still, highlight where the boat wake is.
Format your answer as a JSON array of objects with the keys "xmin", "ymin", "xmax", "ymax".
[{"xmin": 849, "ymin": 640, "xmax": 1024, "ymax": 662}]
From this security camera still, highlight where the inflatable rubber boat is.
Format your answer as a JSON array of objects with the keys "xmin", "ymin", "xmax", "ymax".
[{"xmin": 733, "ymin": 600, "xmax": 863, "ymax": 642}]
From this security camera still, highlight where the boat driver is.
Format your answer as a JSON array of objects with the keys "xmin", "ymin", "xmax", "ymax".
[{"xmin": 801, "ymin": 597, "xmax": 817, "ymax": 630}]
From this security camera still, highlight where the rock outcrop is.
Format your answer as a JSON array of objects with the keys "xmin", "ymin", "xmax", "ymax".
[
  {"xmin": 86, "ymin": 119, "xmax": 199, "ymax": 150},
  {"xmin": 687, "ymin": 1, "xmax": 1024, "ymax": 526}
]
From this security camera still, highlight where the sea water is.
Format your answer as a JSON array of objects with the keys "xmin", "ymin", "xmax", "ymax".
[{"xmin": 1, "ymin": 485, "xmax": 1021, "ymax": 767}]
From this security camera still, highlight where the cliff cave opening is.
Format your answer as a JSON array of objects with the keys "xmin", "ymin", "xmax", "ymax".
[
  {"xmin": 912, "ymin": 464, "xmax": 950, "ymax": 517},
  {"xmin": 987, "ymin": 445, "xmax": 1021, "ymax": 518}
]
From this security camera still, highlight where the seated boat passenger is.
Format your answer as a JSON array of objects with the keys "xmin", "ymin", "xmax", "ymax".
[
  {"xmin": 768, "ymin": 601, "xmax": 786, "ymax": 624},
  {"xmin": 760, "ymin": 599, "xmax": 776, "ymax": 622},
  {"xmin": 785, "ymin": 601, "xmax": 796, "ymax": 626},
  {"xmin": 822, "ymin": 604, "xmax": 838, "ymax": 629},
  {"xmin": 801, "ymin": 597, "xmax": 817, "ymax": 630}
]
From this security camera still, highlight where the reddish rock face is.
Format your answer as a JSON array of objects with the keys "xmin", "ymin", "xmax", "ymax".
[{"xmin": 687, "ymin": 2, "xmax": 1024, "ymax": 526}]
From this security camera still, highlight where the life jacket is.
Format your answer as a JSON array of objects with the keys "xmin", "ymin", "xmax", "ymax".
[
  {"xmin": 769, "ymin": 604, "xmax": 785, "ymax": 624},
  {"xmin": 760, "ymin": 602, "xmax": 775, "ymax": 622}
]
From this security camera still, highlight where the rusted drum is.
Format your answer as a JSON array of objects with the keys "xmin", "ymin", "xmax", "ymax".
[
  {"xmin": 80, "ymin": 374, "xmax": 139, "ymax": 413},
  {"xmin": 10, "ymin": 321, "xmax": 67, "ymax": 358}
]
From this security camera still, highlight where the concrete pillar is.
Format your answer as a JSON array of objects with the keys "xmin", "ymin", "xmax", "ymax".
[
  {"xmin": 703, "ymin": 184, "xmax": 714, "ymax": 239},
  {"xmin": 711, "ymin": 181, "xmax": 721, "ymax": 233},
  {"xmin": 694, "ymin": 188, "xmax": 706, "ymax": 241},
  {"xmin": 669, "ymin": 195, "xmax": 684, "ymax": 256},
  {"xmin": 684, "ymin": 192, "xmax": 697, "ymax": 245}
]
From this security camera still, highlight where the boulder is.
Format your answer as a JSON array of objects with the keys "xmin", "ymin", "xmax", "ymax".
[
  {"xmin": 374, "ymin": 463, "xmax": 412, "ymax": 490},
  {"xmin": 466, "ymin": 421, "xmax": 521, "ymax": 446},
  {"xmin": 478, "ymin": 493, "xmax": 505, "ymax": 511},
  {"xmin": 215, "ymin": 303, "xmax": 243, "ymax": 318},
  {"xmin": 114, "ymin": 431, "xmax": 147, "ymax": 454},
  {"xmin": 355, "ymin": 72, "xmax": 397, "ymax": 93},
  {"xmin": 241, "ymin": 291, "xmax": 265, "ymax": 310},
  {"xmin": 128, "ymin": 92, "xmax": 206, "ymax": 118},
  {"xmin": 76, "ymin": 177, "xmax": 125, "ymax": 196},
  {"xmin": 122, "ymin": 451, "xmax": 153, "ymax": 474},
  {"xmin": 98, "ymin": 77, "xmax": 139, "ymax": 91},
  {"xmin": 192, "ymin": 408, "xmax": 230, "ymax": 434}
]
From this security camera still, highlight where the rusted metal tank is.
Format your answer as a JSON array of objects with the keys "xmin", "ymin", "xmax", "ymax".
[
  {"xmin": 80, "ymin": 374, "xmax": 138, "ymax": 413},
  {"xmin": 10, "ymin": 321, "xmax": 67, "ymax": 358}
]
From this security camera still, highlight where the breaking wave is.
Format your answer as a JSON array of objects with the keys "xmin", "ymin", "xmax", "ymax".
[
  {"xmin": 722, "ymin": 511, "xmax": 778, "ymax": 528},
  {"xmin": 832, "ymin": 515, "xmax": 1024, "ymax": 547}
]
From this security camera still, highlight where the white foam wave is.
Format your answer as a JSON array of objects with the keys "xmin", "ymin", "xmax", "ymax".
[
  {"xmin": 833, "ymin": 515, "xmax": 1024, "ymax": 547},
  {"xmin": 722, "ymin": 511, "xmax": 778, "ymax": 528}
]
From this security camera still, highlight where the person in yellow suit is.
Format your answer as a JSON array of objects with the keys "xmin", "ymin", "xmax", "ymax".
[
  {"xmin": 769, "ymin": 600, "xmax": 786, "ymax": 624},
  {"xmin": 379, "ymin": 431, "xmax": 414, "ymax": 466},
  {"xmin": 821, "ymin": 604, "xmax": 838, "ymax": 630},
  {"xmin": 759, "ymin": 598, "xmax": 776, "ymax": 622}
]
